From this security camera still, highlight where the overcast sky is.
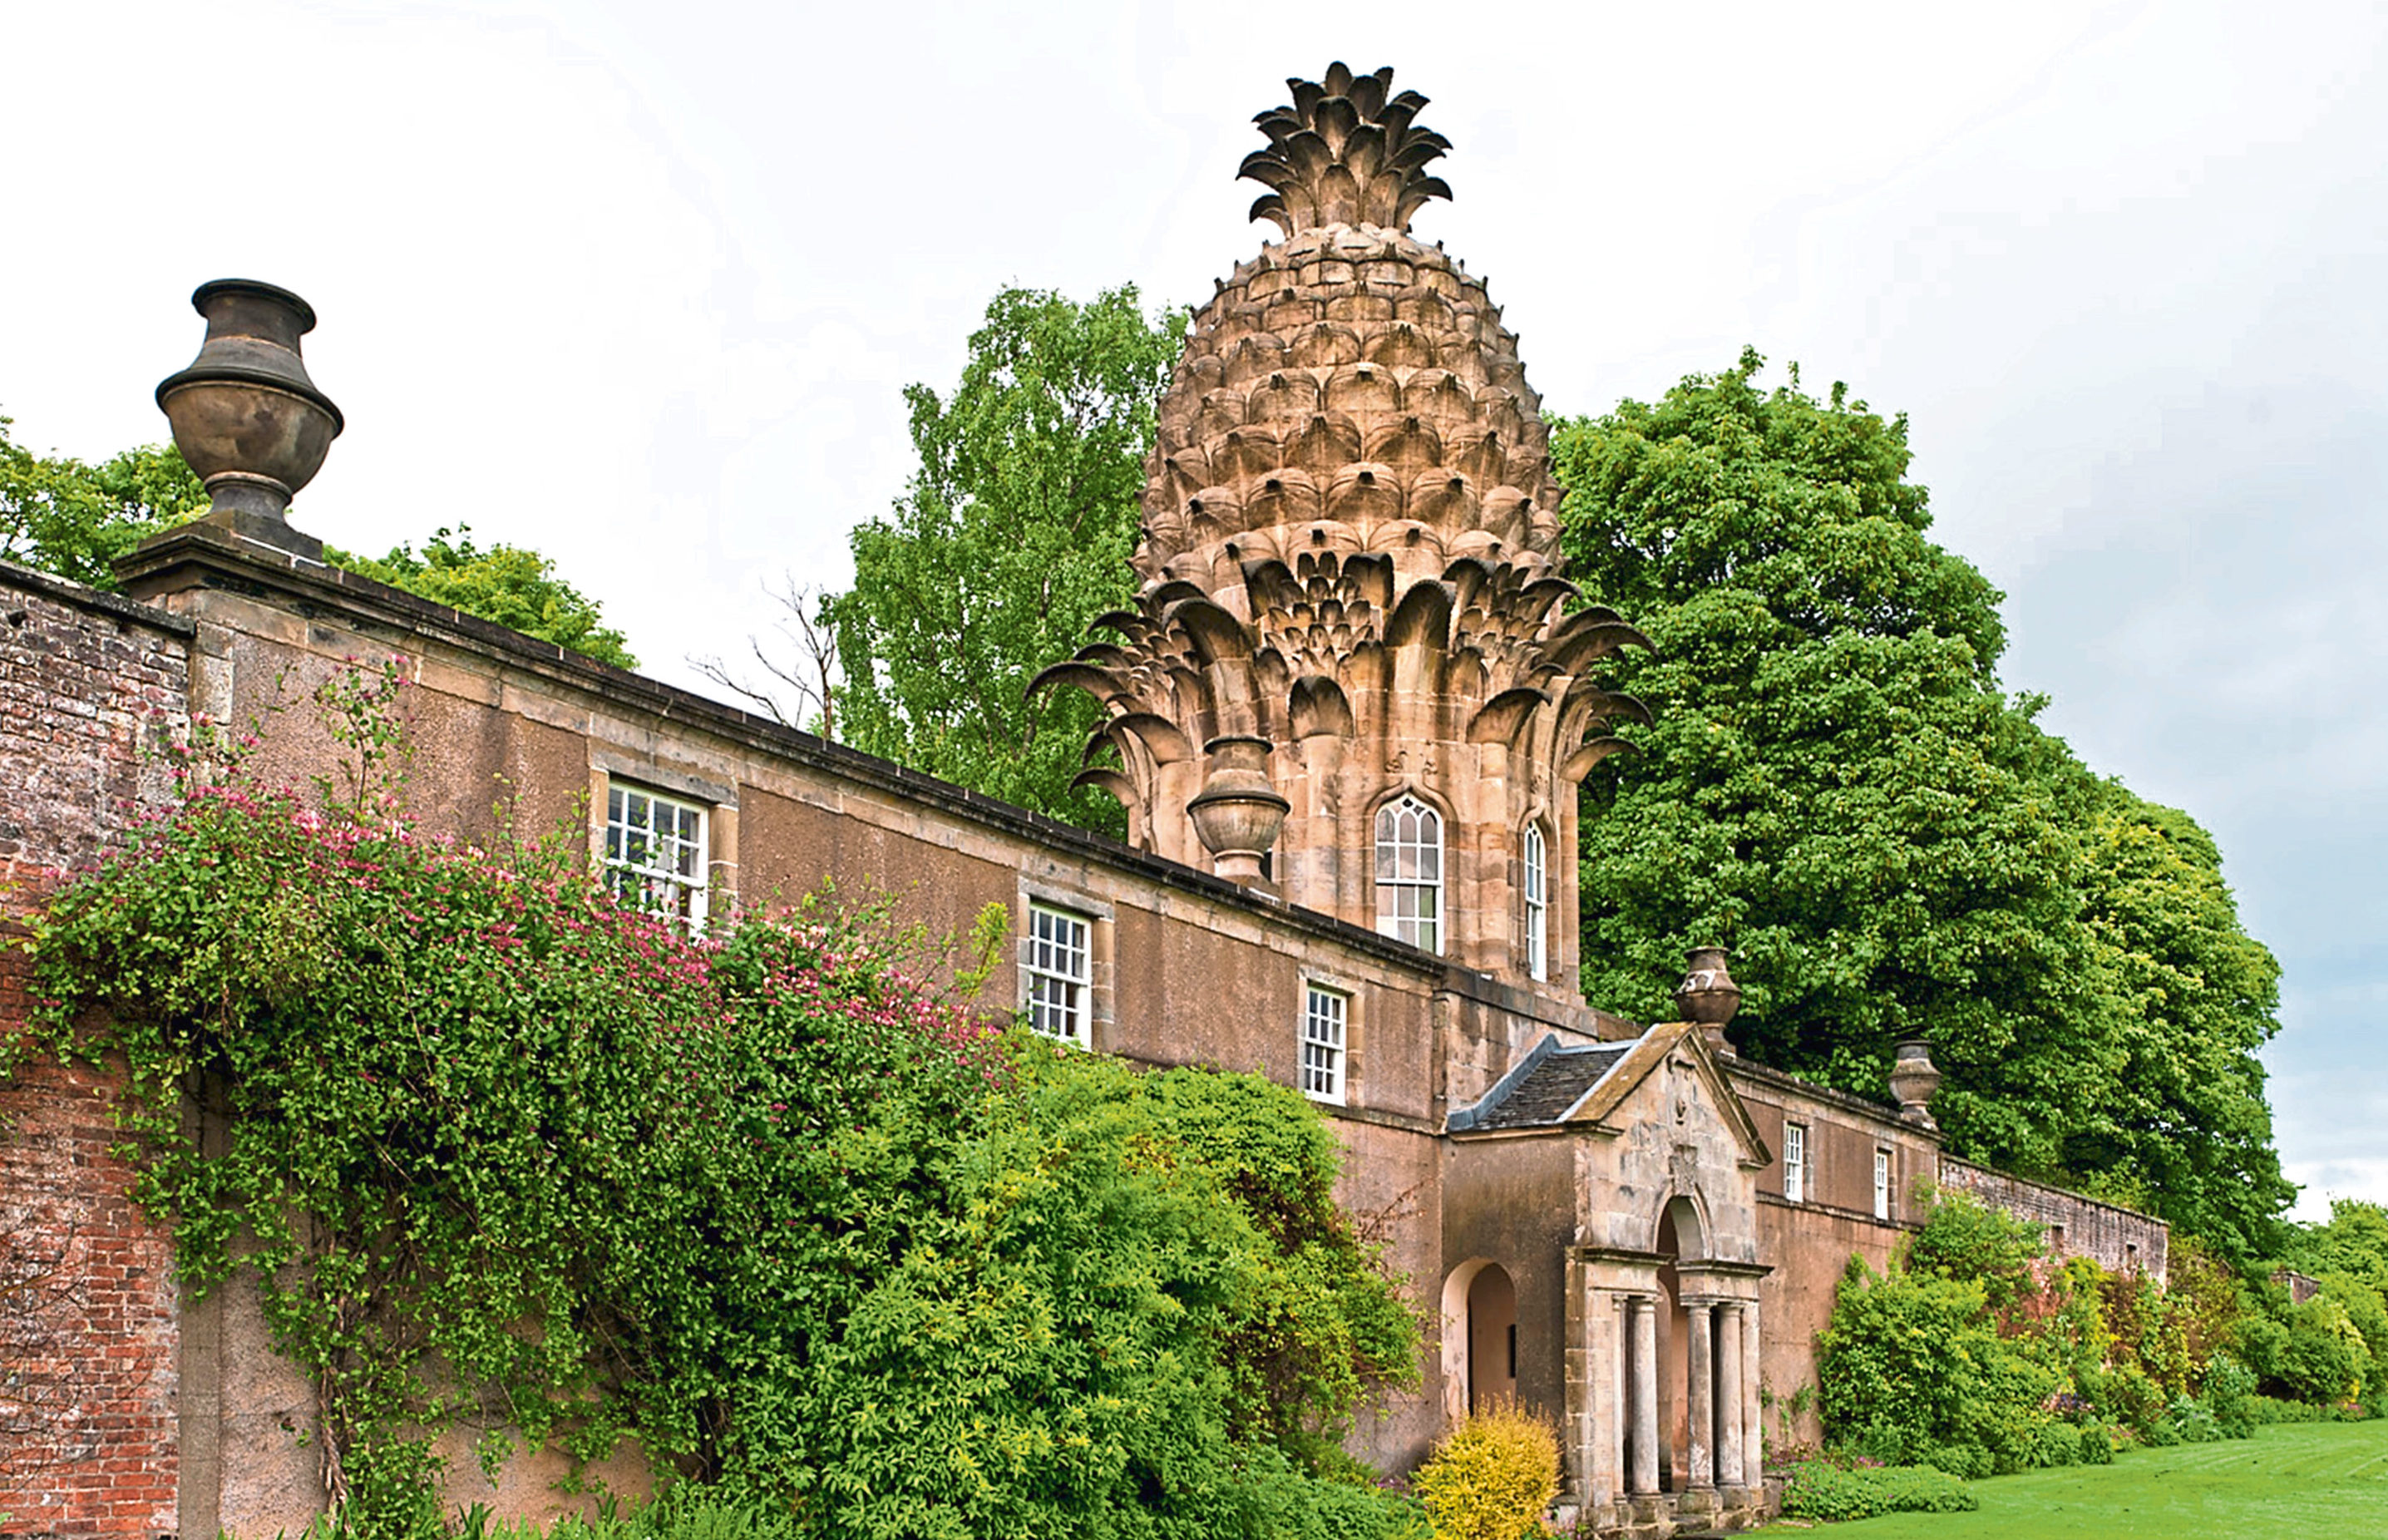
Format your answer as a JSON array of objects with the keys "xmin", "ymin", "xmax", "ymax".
[{"xmin": 7, "ymin": 1, "xmax": 2382, "ymax": 1219}]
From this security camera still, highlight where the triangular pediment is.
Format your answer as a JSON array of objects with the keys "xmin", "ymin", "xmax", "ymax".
[{"xmin": 1559, "ymin": 1020, "xmax": 1772, "ymax": 1169}]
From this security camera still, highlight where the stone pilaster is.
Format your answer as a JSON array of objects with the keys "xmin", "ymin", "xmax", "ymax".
[{"xmin": 1743, "ymin": 1299, "xmax": 1764, "ymax": 1483}]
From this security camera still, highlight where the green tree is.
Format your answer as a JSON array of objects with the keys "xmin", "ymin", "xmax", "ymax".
[
  {"xmin": 2291, "ymin": 1200, "xmax": 2388, "ymax": 1296},
  {"xmin": 0, "ymin": 413, "xmax": 207, "ymax": 585},
  {"xmin": 329, "ymin": 525, "xmax": 637, "ymax": 669},
  {"xmin": 826, "ymin": 286, "xmax": 1183, "ymax": 835},
  {"xmin": 3, "ymin": 416, "xmax": 638, "ymax": 670},
  {"xmin": 2058, "ymin": 778, "xmax": 2294, "ymax": 1258},
  {"xmin": 1550, "ymin": 350, "xmax": 2287, "ymax": 1258}
]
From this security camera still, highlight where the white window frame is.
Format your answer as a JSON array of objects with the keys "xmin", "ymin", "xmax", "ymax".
[
  {"xmin": 1873, "ymin": 1148, "xmax": 1892, "ymax": 1221},
  {"xmin": 604, "ymin": 782, "xmax": 709, "ymax": 934},
  {"xmin": 1374, "ymin": 793, "xmax": 1444, "ymax": 955},
  {"xmin": 1301, "ymin": 983, "xmax": 1349, "ymax": 1105},
  {"xmin": 1783, "ymin": 1123, "xmax": 1809, "ymax": 1203},
  {"xmin": 1522, "ymin": 823, "xmax": 1549, "ymax": 981},
  {"xmin": 1025, "ymin": 902, "xmax": 1092, "ymax": 1045}
]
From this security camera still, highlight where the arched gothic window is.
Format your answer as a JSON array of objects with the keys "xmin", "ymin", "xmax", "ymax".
[
  {"xmin": 1522, "ymin": 823, "xmax": 1547, "ymax": 981},
  {"xmin": 1374, "ymin": 794, "xmax": 1443, "ymax": 954}
]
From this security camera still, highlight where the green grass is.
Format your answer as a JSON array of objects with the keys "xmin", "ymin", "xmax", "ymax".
[{"xmin": 1750, "ymin": 1421, "xmax": 2388, "ymax": 1537}]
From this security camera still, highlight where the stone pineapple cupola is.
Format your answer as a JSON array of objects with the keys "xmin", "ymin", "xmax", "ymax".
[{"xmin": 1037, "ymin": 64, "xmax": 1650, "ymax": 992}]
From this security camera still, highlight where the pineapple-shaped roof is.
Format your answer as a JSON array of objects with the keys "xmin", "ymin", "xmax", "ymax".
[
  {"xmin": 1136, "ymin": 62, "xmax": 1563, "ymax": 609},
  {"xmin": 1041, "ymin": 65, "xmax": 1647, "ymax": 905}
]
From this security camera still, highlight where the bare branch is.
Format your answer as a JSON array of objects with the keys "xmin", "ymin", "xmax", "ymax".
[{"xmin": 688, "ymin": 575, "xmax": 842, "ymax": 740}]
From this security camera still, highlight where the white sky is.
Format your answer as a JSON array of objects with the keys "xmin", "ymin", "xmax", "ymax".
[{"xmin": 7, "ymin": 0, "xmax": 2383, "ymax": 1220}]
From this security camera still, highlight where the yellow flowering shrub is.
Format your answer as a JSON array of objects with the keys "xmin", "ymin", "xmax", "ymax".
[{"xmin": 1412, "ymin": 1399, "xmax": 1561, "ymax": 1540}]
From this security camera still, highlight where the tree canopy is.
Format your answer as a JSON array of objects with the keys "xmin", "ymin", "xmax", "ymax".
[
  {"xmin": 1, "ymin": 412, "xmax": 209, "ymax": 585},
  {"xmin": 825, "ymin": 286, "xmax": 1182, "ymax": 836},
  {"xmin": 1552, "ymin": 350, "xmax": 2290, "ymax": 1261},
  {"xmin": 329, "ymin": 525, "xmax": 638, "ymax": 670},
  {"xmin": 1, "ymin": 413, "xmax": 636, "ymax": 669}
]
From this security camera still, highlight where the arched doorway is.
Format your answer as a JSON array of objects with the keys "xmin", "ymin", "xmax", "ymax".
[
  {"xmin": 1438, "ymin": 1258, "xmax": 1518, "ymax": 1422},
  {"xmin": 1467, "ymin": 1264, "xmax": 1517, "ymax": 1411},
  {"xmin": 1655, "ymin": 1194, "xmax": 1705, "ymax": 1491}
]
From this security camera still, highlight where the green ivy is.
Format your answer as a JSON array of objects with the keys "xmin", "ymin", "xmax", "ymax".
[{"xmin": 12, "ymin": 669, "xmax": 1418, "ymax": 1534}]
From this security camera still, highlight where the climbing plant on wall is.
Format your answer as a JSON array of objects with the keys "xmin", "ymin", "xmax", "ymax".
[{"xmin": 10, "ymin": 666, "xmax": 1421, "ymax": 1535}]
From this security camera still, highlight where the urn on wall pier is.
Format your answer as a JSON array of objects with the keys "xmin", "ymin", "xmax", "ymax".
[{"xmin": 155, "ymin": 279, "xmax": 343, "ymax": 560}]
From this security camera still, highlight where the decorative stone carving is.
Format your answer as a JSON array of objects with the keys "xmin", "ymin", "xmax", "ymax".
[
  {"xmin": 1888, "ymin": 1039, "xmax": 1943, "ymax": 1128},
  {"xmin": 1038, "ymin": 64, "xmax": 1650, "ymax": 984},
  {"xmin": 1675, "ymin": 946, "xmax": 1742, "ymax": 1056},
  {"xmin": 1187, "ymin": 734, "xmax": 1290, "ymax": 884},
  {"xmin": 155, "ymin": 279, "xmax": 343, "ymax": 558}
]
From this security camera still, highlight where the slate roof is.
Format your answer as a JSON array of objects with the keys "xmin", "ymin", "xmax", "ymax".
[{"xmin": 1465, "ymin": 1044, "xmax": 1636, "ymax": 1130}]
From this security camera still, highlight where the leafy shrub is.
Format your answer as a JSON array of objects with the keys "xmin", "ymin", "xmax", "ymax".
[
  {"xmin": 1779, "ymin": 1460, "xmax": 1978, "ymax": 1522},
  {"xmin": 2242, "ymin": 1296, "xmax": 2369, "ymax": 1403},
  {"xmin": 2161, "ymin": 1394, "xmax": 2225, "ymax": 1444},
  {"xmin": 2030, "ymin": 1418, "xmax": 2080, "ymax": 1467},
  {"xmin": 294, "ymin": 1490, "xmax": 799, "ymax": 1540},
  {"xmin": 2249, "ymin": 1393, "xmax": 2330, "ymax": 1424},
  {"xmin": 20, "ymin": 679, "xmax": 1421, "ymax": 1534},
  {"xmin": 2076, "ymin": 1424, "xmax": 2114, "ymax": 1464},
  {"xmin": 1819, "ymin": 1189, "xmax": 2267, "ymax": 1467},
  {"xmin": 1226, "ymin": 1449, "xmax": 1432, "ymax": 1540},
  {"xmin": 1816, "ymin": 1253, "xmax": 2057, "ymax": 1474},
  {"xmin": 1410, "ymin": 1401, "xmax": 1561, "ymax": 1540},
  {"xmin": 2203, "ymin": 1355, "xmax": 2258, "ymax": 1438},
  {"xmin": 1901, "ymin": 1187, "xmax": 2047, "ymax": 1308}
]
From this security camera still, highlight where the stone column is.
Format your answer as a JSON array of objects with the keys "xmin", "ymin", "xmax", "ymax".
[
  {"xmin": 1742, "ymin": 1299, "xmax": 1764, "ymax": 1481},
  {"xmin": 1717, "ymin": 1302, "xmax": 1745, "ymax": 1487},
  {"xmin": 1629, "ymin": 1295, "xmax": 1659, "ymax": 1496},
  {"xmin": 1686, "ymin": 1302, "xmax": 1715, "ymax": 1490}
]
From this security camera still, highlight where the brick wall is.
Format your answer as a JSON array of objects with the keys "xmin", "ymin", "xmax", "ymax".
[
  {"xmin": 2, "ymin": 564, "xmax": 190, "ymax": 1535},
  {"xmin": 1937, "ymin": 1157, "xmax": 2170, "ymax": 1281}
]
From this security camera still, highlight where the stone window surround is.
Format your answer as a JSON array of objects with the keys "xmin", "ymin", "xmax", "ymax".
[
  {"xmin": 1299, "ymin": 970, "xmax": 1361, "ymax": 1106},
  {"xmin": 1520, "ymin": 817, "xmax": 1549, "ymax": 982},
  {"xmin": 1782, "ymin": 1121, "xmax": 1809, "ymax": 1203},
  {"xmin": 604, "ymin": 782, "xmax": 711, "ymax": 933},
  {"xmin": 1024, "ymin": 902, "xmax": 1093, "ymax": 1044},
  {"xmin": 1372, "ymin": 786, "xmax": 1448, "ymax": 955},
  {"xmin": 1016, "ymin": 878, "xmax": 1115, "ymax": 1052},
  {"xmin": 587, "ymin": 751, "xmax": 740, "ymax": 924}
]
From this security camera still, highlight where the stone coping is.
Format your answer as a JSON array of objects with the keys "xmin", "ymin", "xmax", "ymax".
[
  {"xmin": 2, "ymin": 556, "xmax": 199, "ymax": 638},
  {"xmin": 1723, "ymin": 1054, "xmax": 1918, "ymax": 1133},
  {"xmin": 1939, "ymin": 1156, "xmax": 2167, "ymax": 1226}
]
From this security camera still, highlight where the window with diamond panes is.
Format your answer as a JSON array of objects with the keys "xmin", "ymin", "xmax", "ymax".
[
  {"xmin": 1522, "ymin": 823, "xmax": 1548, "ymax": 980},
  {"xmin": 604, "ymin": 784, "xmax": 708, "ymax": 933},
  {"xmin": 1374, "ymin": 795, "xmax": 1443, "ymax": 953},
  {"xmin": 1025, "ymin": 904, "xmax": 1091, "ymax": 1044},
  {"xmin": 1301, "ymin": 984, "xmax": 1348, "ymax": 1104}
]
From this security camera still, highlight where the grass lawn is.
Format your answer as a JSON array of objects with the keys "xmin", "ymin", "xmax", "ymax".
[{"xmin": 1749, "ymin": 1421, "xmax": 2388, "ymax": 1537}]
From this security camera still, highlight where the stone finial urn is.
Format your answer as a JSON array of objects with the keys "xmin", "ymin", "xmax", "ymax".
[
  {"xmin": 1675, "ymin": 946, "xmax": 1742, "ymax": 1055},
  {"xmin": 1889, "ymin": 1039, "xmax": 1943, "ymax": 1129},
  {"xmin": 1187, "ymin": 735, "xmax": 1290, "ymax": 886},
  {"xmin": 155, "ymin": 279, "xmax": 343, "ymax": 557}
]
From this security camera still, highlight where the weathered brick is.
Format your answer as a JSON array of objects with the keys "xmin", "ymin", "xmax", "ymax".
[{"xmin": 1, "ymin": 566, "xmax": 187, "ymax": 1534}]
